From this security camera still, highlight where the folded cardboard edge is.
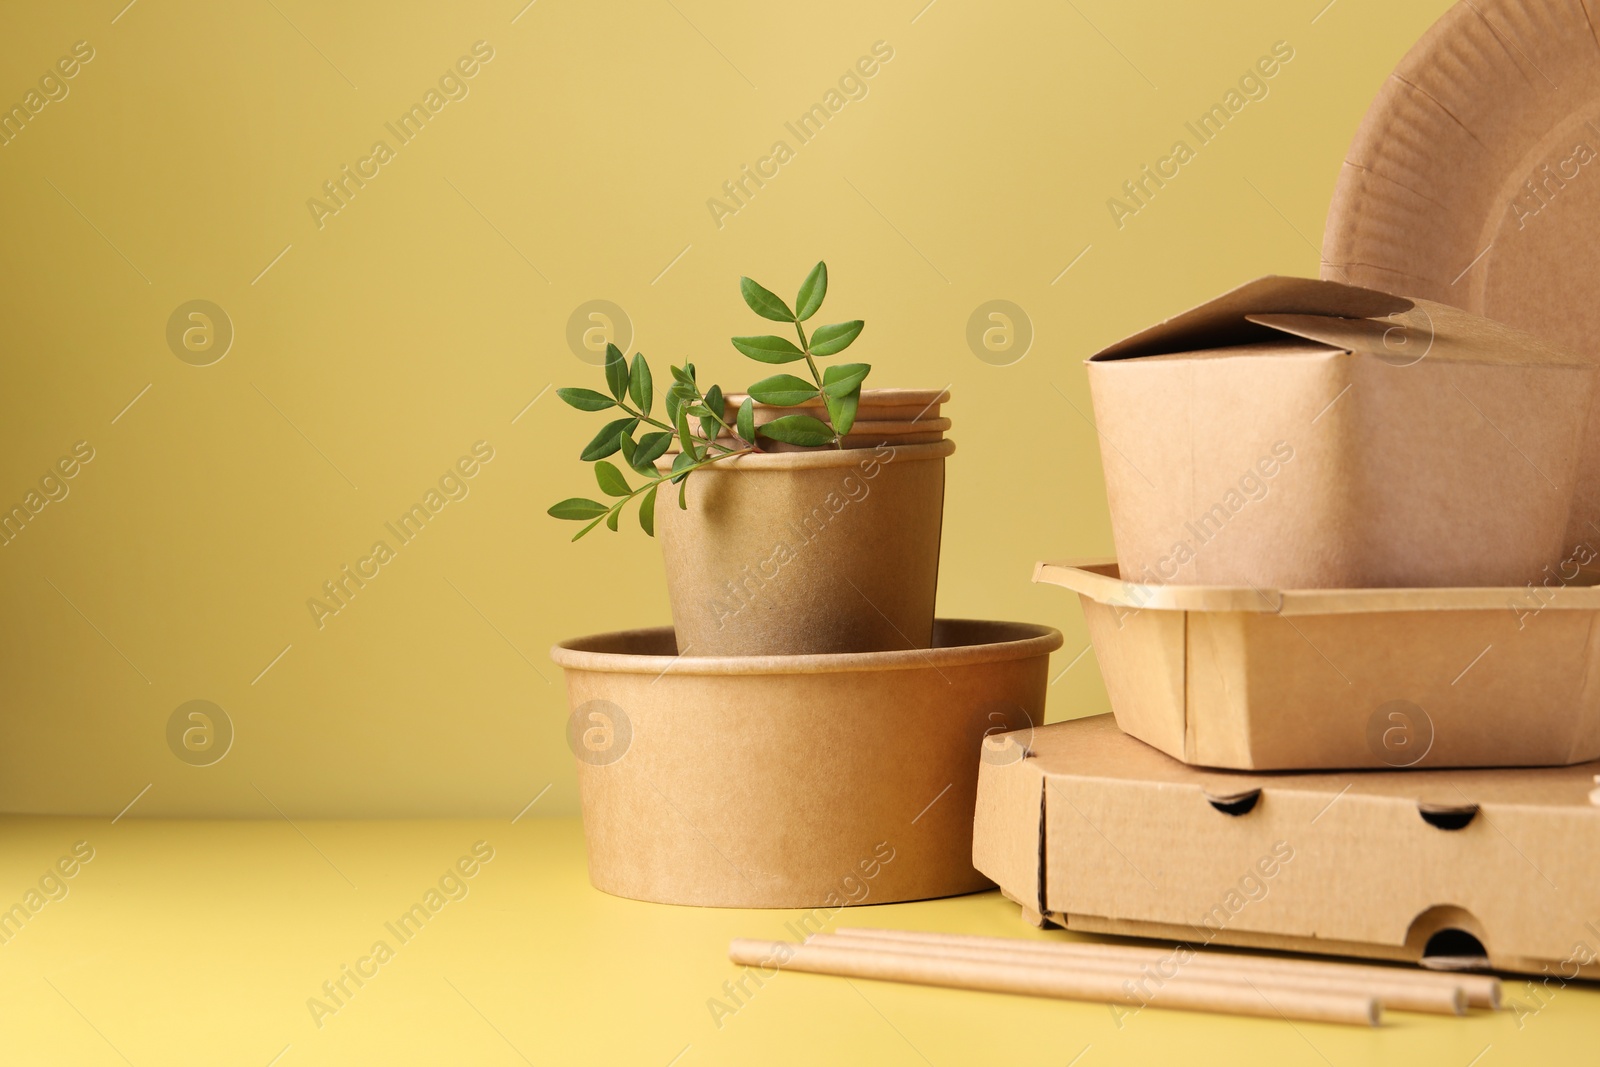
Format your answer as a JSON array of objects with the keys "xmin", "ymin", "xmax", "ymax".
[
  {"xmin": 1088, "ymin": 276, "xmax": 1414, "ymax": 363},
  {"xmin": 1033, "ymin": 560, "xmax": 1600, "ymax": 615},
  {"xmin": 1250, "ymin": 306, "xmax": 1592, "ymax": 369},
  {"xmin": 972, "ymin": 737, "xmax": 1047, "ymax": 920}
]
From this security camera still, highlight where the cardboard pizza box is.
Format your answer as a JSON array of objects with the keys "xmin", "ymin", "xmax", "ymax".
[{"xmin": 973, "ymin": 714, "xmax": 1600, "ymax": 978}]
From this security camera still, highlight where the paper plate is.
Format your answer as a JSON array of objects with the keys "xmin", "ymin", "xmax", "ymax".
[{"xmin": 1323, "ymin": 0, "xmax": 1600, "ymax": 543}]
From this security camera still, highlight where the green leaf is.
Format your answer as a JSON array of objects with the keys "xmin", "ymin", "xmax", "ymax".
[
  {"xmin": 594, "ymin": 460, "xmax": 631, "ymax": 497},
  {"xmin": 758, "ymin": 414, "xmax": 836, "ymax": 447},
  {"xmin": 736, "ymin": 397, "xmax": 755, "ymax": 443},
  {"xmin": 705, "ymin": 384, "xmax": 725, "ymax": 420},
  {"xmin": 670, "ymin": 364, "xmax": 695, "ymax": 386},
  {"xmin": 795, "ymin": 262, "xmax": 827, "ymax": 321},
  {"xmin": 604, "ymin": 343, "xmax": 631, "ymax": 401},
  {"xmin": 740, "ymin": 276, "xmax": 795, "ymax": 322},
  {"xmin": 822, "ymin": 362, "xmax": 871, "ymax": 398},
  {"xmin": 580, "ymin": 417, "xmax": 638, "ymax": 461},
  {"xmin": 629, "ymin": 354, "xmax": 653, "ymax": 417},
  {"xmin": 664, "ymin": 382, "xmax": 690, "ymax": 424},
  {"xmin": 731, "ymin": 334, "xmax": 807, "ymax": 363},
  {"xmin": 669, "ymin": 449, "xmax": 696, "ymax": 483},
  {"xmin": 824, "ymin": 388, "xmax": 860, "ymax": 437},
  {"xmin": 548, "ymin": 497, "xmax": 610, "ymax": 520},
  {"xmin": 618, "ymin": 432, "xmax": 637, "ymax": 467},
  {"xmin": 572, "ymin": 515, "xmax": 606, "ymax": 541},
  {"xmin": 605, "ymin": 502, "xmax": 622, "ymax": 532},
  {"xmin": 557, "ymin": 387, "xmax": 615, "ymax": 412},
  {"xmin": 679, "ymin": 478, "xmax": 689, "ymax": 509},
  {"xmin": 748, "ymin": 373, "xmax": 820, "ymax": 406},
  {"xmin": 633, "ymin": 432, "xmax": 672, "ymax": 472},
  {"xmin": 809, "ymin": 320, "xmax": 864, "ymax": 357},
  {"xmin": 675, "ymin": 405, "xmax": 698, "ymax": 460},
  {"xmin": 639, "ymin": 483, "xmax": 658, "ymax": 536}
]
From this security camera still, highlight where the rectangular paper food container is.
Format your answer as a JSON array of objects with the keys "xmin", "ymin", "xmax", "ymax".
[
  {"xmin": 1086, "ymin": 276, "xmax": 1597, "ymax": 589},
  {"xmin": 1035, "ymin": 559, "xmax": 1600, "ymax": 771},
  {"xmin": 973, "ymin": 714, "xmax": 1600, "ymax": 978}
]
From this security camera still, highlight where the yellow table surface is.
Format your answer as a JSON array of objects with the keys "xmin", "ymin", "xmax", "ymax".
[{"xmin": 6, "ymin": 816, "xmax": 1590, "ymax": 1065}]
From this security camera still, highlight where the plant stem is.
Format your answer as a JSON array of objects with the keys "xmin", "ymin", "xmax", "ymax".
[
  {"xmin": 618, "ymin": 400, "xmax": 741, "ymax": 455},
  {"xmin": 794, "ymin": 320, "xmax": 823, "ymax": 391},
  {"xmin": 624, "ymin": 445, "xmax": 755, "ymax": 505},
  {"xmin": 793, "ymin": 319, "xmax": 843, "ymax": 449}
]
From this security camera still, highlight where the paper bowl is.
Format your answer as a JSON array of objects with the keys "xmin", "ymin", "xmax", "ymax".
[{"xmin": 550, "ymin": 618, "xmax": 1063, "ymax": 908}]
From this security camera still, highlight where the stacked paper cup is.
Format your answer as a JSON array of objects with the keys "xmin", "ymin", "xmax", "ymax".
[{"xmin": 551, "ymin": 388, "xmax": 1063, "ymax": 908}]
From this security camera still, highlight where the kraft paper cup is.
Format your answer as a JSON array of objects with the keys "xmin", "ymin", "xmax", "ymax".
[{"xmin": 655, "ymin": 439, "xmax": 954, "ymax": 656}]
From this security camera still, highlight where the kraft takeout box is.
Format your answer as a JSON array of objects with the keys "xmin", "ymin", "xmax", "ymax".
[
  {"xmin": 1087, "ymin": 276, "xmax": 1597, "ymax": 589},
  {"xmin": 973, "ymin": 714, "xmax": 1600, "ymax": 978},
  {"xmin": 1035, "ymin": 560, "xmax": 1600, "ymax": 771}
]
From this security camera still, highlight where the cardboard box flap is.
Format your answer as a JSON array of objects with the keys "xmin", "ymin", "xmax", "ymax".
[
  {"xmin": 1090, "ymin": 275, "xmax": 1412, "ymax": 362},
  {"xmin": 1028, "ymin": 715, "xmax": 1600, "ymax": 810},
  {"xmin": 971, "ymin": 737, "xmax": 1047, "ymax": 916},
  {"xmin": 1249, "ymin": 303, "xmax": 1590, "ymax": 368}
]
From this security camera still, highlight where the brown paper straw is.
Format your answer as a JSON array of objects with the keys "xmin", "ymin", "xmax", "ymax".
[
  {"xmin": 834, "ymin": 926, "xmax": 1499, "ymax": 1010},
  {"xmin": 729, "ymin": 938, "xmax": 1381, "ymax": 1026},
  {"xmin": 811, "ymin": 932, "xmax": 1463, "ymax": 1015}
]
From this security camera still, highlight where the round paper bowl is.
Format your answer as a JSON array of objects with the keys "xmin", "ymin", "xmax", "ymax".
[{"xmin": 550, "ymin": 619, "xmax": 1062, "ymax": 908}]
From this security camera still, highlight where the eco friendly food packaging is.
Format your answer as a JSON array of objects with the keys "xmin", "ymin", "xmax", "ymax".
[
  {"xmin": 655, "ymin": 440, "xmax": 954, "ymax": 657},
  {"xmin": 1036, "ymin": 560, "xmax": 1600, "ymax": 771},
  {"xmin": 1321, "ymin": 0, "xmax": 1600, "ymax": 552},
  {"xmin": 973, "ymin": 714, "xmax": 1600, "ymax": 978},
  {"xmin": 551, "ymin": 619, "xmax": 1060, "ymax": 908},
  {"xmin": 672, "ymin": 388, "xmax": 950, "ymax": 454},
  {"xmin": 1087, "ymin": 276, "xmax": 1597, "ymax": 589},
  {"xmin": 725, "ymin": 387, "xmax": 948, "ymax": 427}
]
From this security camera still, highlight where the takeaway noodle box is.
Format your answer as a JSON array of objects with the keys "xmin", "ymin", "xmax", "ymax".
[
  {"xmin": 972, "ymin": 714, "xmax": 1600, "ymax": 978},
  {"xmin": 1087, "ymin": 276, "xmax": 1597, "ymax": 589}
]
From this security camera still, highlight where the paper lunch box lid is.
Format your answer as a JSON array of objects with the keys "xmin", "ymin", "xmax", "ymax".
[
  {"xmin": 973, "ymin": 714, "xmax": 1600, "ymax": 976},
  {"xmin": 1088, "ymin": 275, "xmax": 1587, "ymax": 369}
]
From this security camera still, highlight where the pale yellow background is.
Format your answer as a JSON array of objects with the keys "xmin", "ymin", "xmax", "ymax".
[
  {"xmin": 6, "ymin": 1, "xmax": 1590, "ymax": 1065},
  {"xmin": 0, "ymin": 0, "xmax": 1455, "ymax": 819}
]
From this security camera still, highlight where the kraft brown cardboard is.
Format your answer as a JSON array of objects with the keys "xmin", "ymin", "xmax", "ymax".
[
  {"xmin": 1034, "ymin": 560, "xmax": 1600, "ymax": 771},
  {"xmin": 1321, "ymin": 0, "xmax": 1600, "ymax": 552},
  {"xmin": 972, "ymin": 714, "xmax": 1600, "ymax": 979},
  {"xmin": 655, "ymin": 440, "xmax": 953, "ymax": 656},
  {"xmin": 1087, "ymin": 276, "xmax": 1596, "ymax": 589},
  {"xmin": 551, "ymin": 618, "xmax": 1059, "ymax": 908}
]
